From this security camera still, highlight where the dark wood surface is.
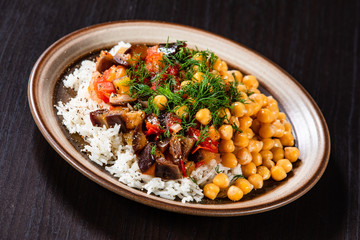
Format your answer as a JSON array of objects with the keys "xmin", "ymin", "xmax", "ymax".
[{"xmin": 1, "ymin": 0, "xmax": 359, "ymax": 239}]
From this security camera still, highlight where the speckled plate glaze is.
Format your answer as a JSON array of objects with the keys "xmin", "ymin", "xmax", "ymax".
[{"xmin": 28, "ymin": 21, "xmax": 330, "ymax": 216}]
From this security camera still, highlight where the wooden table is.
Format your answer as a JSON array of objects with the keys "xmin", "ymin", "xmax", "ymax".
[{"xmin": 1, "ymin": 0, "xmax": 359, "ymax": 239}]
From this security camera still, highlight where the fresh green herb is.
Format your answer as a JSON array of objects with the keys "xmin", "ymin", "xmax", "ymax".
[
  {"xmin": 194, "ymin": 126, "xmax": 209, "ymax": 146},
  {"xmin": 231, "ymin": 174, "xmax": 244, "ymax": 182},
  {"xmin": 151, "ymin": 145, "xmax": 157, "ymax": 155},
  {"xmin": 231, "ymin": 122, "xmax": 243, "ymax": 134},
  {"xmin": 215, "ymin": 164, "xmax": 223, "ymax": 174},
  {"xmin": 186, "ymin": 162, "xmax": 197, "ymax": 184}
]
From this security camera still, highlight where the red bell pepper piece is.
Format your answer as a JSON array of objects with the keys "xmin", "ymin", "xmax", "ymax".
[
  {"xmin": 188, "ymin": 127, "xmax": 219, "ymax": 153},
  {"xmin": 180, "ymin": 160, "xmax": 187, "ymax": 177}
]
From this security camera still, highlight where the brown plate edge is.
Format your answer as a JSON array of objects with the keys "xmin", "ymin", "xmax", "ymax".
[{"xmin": 27, "ymin": 20, "xmax": 331, "ymax": 217}]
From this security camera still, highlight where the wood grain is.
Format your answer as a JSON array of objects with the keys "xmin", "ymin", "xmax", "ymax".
[{"xmin": 0, "ymin": 0, "xmax": 359, "ymax": 239}]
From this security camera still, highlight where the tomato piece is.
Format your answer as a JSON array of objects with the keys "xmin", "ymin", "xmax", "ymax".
[
  {"xmin": 94, "ymin": 81, "xmax": 116, "ymax": 103},
  {"xmin": 166, "ymin": 65, "xmax": 178, "ymax": 76},
  {"xmin": 145, "ymin": 122, "xmax": 165, "ymax": 140},
  {"xmin": 145, "ymin": 46, "xmax": 163, "ymax": 74}
]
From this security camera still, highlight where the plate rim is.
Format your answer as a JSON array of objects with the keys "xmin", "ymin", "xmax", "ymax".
[{"xmin": 28, "ymin": 20, "xmax": 331, "ymax": 216}]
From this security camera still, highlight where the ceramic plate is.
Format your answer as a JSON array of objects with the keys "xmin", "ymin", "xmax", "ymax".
[{"xmin": 28, "ymin": 21, "xmax": 330, "ymax": 216}]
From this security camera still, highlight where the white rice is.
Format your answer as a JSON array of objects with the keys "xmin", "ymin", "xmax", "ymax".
[{"xmin": 56, "ymin": 42, "xmax": 242, "ymax": 203}]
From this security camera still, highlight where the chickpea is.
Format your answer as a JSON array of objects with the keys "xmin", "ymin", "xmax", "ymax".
[
  {"xmin": 227, "ymin": 186, "xmax": 244, "ymax": 201},
  {"xmin": 251, "ymin": 152, "xmax": 262, "ymax": 166},
  {"xmin": 271, "ymin": 147, "xmax": 285, "ymax": 162},
  {"xmin": 231, "ymin": 102, "xmax": 246, "ymax": 117},
  {"xmin": 260, "ymin": 150, "xmax": 273, "ymax": 161},
  {"xmin": 257, "ymin": 108, "xmax": 274, "ymax": 123},
  {"xmin": 233, "ymin": 132, "xmax": 249, "ymax": 147},
  {"xmin": 192, "ymin": 52, "xmax": 204, "ymax": 61},
  {"xmin": 273, "ymin": 139, "xmax": 283, "ymax": 148},
  {"xmin": 271, "ymin": 166, "xmax": 287, "ymax": 181},
  {"xmin": 219, "ymin": 108, "xmax": 231, "ymax": 123},
  {"xmin": 222, "ymin": 72, "xmax": 235, "ymax": 85},
  {"xmin": 250, "ymin": 93, "xmax": 264, "ymax": 107},
  {"xmin": 211, "ymin": 69, "xmax": 220, "ymax": 77},
  {"xmin": 251, "ymin": 119, "xmax": 261, "ymax": 134},
  {"xmin": 219, "ymin": 61, "xmax": 228, "ymax": 74},
  {"xmin": 261, "ymin": 138, "xmax": 275, "ymax": 151},
  {"xmin": 245, "ymin": 102, "xmax": 257, "ymax": 116},
  {"xmin": 247, "ymin": 139, "xmax": 263, "ymax": 153},
  {"xmin": 241, "ymin": 162, "xmax": 257, "ymax": 178},
  {"xmin": 284, "ymin": 147, "xmax": 300, "ymax": 162},
  {"xmin": 259, "ymin": 123, "xmax": 275, "ymax": 138},
  {"xmin": 237, "ymin": 84, "xmax": 247, "ymax": 93},
  {"xmin": 267, "ymin": 99, "xmax": 279, "ymax": 112},
  {"xmin": 243, "ymin": 75, "xmax": 259, "ymax": 89},
  {"xmin": 153, "ymin": 95, "xmax": 168, "ymax": 110},
  {"xmin": 175, "ymin": 105, "xmax": 189, "ymax": 118},
  {"xmin": 195, "ymin": 108, "xmax": 212, "ymax": 125},
  {"xmin": 212, "ymin": 58, "xmax": 222, "ymax": 71},
  {"xmin": 257, "ymin": 166, "xmax": 271, "ymax": 180},
  {"xmin": 262, "ymin": 159, "xmax": 275, "ymax": 169},
  {"xmin": 284, "ymin": 122, "xmax": 293, "ymax": 132},
  {"xmin": 229, "ymin": 116, "xmax": 240, "ymax": 128},
  {"xmin": 208, "ymin": 125, "xmax": 220, "ymax": 141},
  {"xmin": 219, "ymin": 139, "xmax": 235, "ymax": 153},
  {"xmin": 272, "ymin": 120, "xmax": 285, "ymax": 138},
  {"xmin": 228, "ymin": 70, "xmax": 243, "ymax": 83},
  {"xmin": 221, "ymin": 153, "xmax": 238, "ymax": 168},
  {"xmin": 203, "ymin": 183, "xmax": 220, "ymax": 200},
  {"xmin": 276, "ymin": 159, "xmax": 293, "ymax": 173},
  {"xmin": 213, "ymin": 173, "xmax": 230, "ymax": 189},
  {"xmin": 278, "ymin": 112, "xmax": 286, "ymax": 120},
  {"xmin": 236, "ymin": 148, "xmax": 253, "ymax": 165},
  {"xmin": 193, "ymin": 72, "xmax": 204, "ymax": 82},
  {"xmin": 235, "ymin": 178, "xmax": 253, "ymax": 195},
  {"xmin": 244, "ymin": 128, "xmax": 255, "ymax": 139},
  {"xmin": 248, "ymin": 174, "xmax": 264, "ymax": 189},
  {"xmin": 239, "ymin": 116, "xmax": 253, "ymax": 129},
  {"xmin": 280, "ymin": 131, "xmax": 295, "ymax": 146},
  {"xmin": 219, "ymin": 125, "xmax": 233, "ymax": 140},
  {"xmin": 180, "ymin": 80, "xmax": 191, "ymax": 88}
]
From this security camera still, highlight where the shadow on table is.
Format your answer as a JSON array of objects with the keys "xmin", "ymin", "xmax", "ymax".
[{"xmin": 33, "ymin": 128, "xmax": 345, "ymax": 240}]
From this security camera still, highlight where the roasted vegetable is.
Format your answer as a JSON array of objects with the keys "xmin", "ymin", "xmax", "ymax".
[
  {"xmin": 137, "ymin": 144, "xmax": 156, "ymax": 172},
  {"xmin": 109, "ymin": 93, "xmax": 136, "ymax": 106}
]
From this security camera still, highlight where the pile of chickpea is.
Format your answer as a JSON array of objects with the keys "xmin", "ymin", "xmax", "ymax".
[{"xmin": 151, "ymin": 53, "xmax": 300, "ymax": 202}]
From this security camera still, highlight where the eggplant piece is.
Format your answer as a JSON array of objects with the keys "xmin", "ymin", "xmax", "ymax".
[
  {"xmin": 113, "ymin": 52, "xmax": 131, "ymax": 67},
  {"xmin": 90, "ymin": 109, "xmax": 110, "ymax": 127},
  {"xmin": 121, "ymin": 110, "xmax": 145, "ymax": 130},
  {"xmin": 158, "ymin": 42, "xmax": 187, "ymax": 55},
  {"xmin": 132, "ymin": 127, "xmax": 148, "ymax": 152},
  {"xmin": 181, "ymin": 137, "xmax": 196, "ymax": 159},
  {"xmin": 137, "ymin": 144, "xmax": 156, "ymax": 172},
  {"xmin": 155, "ymin": 157, "xmax": 182, "ymax": 180},
  {"xmin": 90, "ymin": 108, "xmax": 129, "ymax": 131},
  {"xmin": 189, "ymin": 149, "xmax": 221, "ymax": 164},
  {"xmin": 156, "ymin": 138, "xmax": 170, "ymax": 153},
  {"xmin": 96, "ymin": 51, "xmax": 117, "ymax": 73},
  {"xmin": 105, "ymin": 110, "xmax": 126, "ymax": 132},
  {"xmin": 169, "ymin": 136, "xmax": 182, "ymax": 160},
  {"xmin": 124, "ymin": 44, "xmax": 148, "ymax": 60},
  {"xmin": 109, "ymin": 93, "xmax": 136, "ymax": 106}
]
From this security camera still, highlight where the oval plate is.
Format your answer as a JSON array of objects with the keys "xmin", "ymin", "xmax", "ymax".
[{"xmin": 28, "ymin": 21, "xmax": 330, "ymax": 216}]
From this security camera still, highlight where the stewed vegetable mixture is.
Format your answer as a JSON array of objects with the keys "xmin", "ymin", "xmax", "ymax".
[{"xmin": 88, "ymin": 41, "xmax": 300, "ymax": 201}]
